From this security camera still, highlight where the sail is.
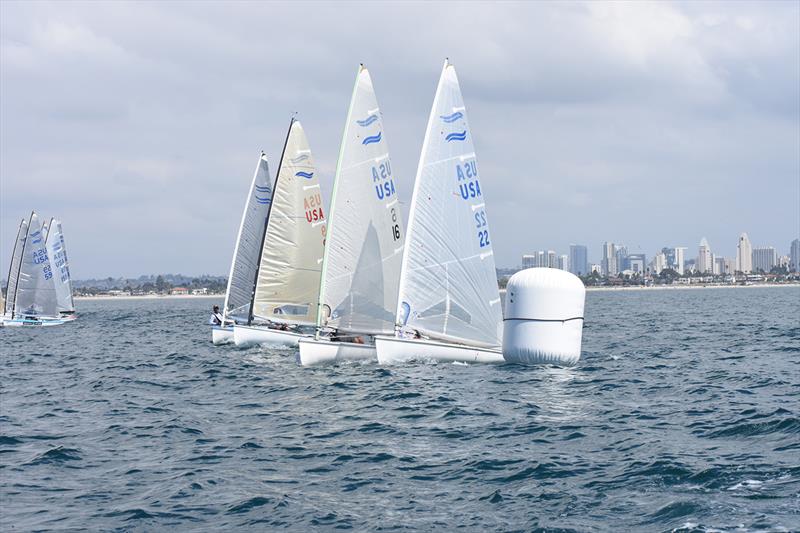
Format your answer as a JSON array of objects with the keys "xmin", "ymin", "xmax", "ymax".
[
  {"xmin": 317, "ymin": 65, "xmax": 405, "ymax": 335},
  {"xmin": 252, "ymin": 120, "xmax": 326, "ymax": 325},
  {"xmin": 396, "ymin": 60, "xmax": 502, "ymax": 348},
  {"xmin": 14, "ymin": 213, "xmax": 58, "ymax": 318},
  {"xmin": 4, "ymin": 218, "xmax": 28, "ymax": 316},
  {"xmin": 222, "ymin": 153, "xmax": 274, "ymax": 323},
  {"xmin": 45, "ymin": 219, "xmax": 75, "ymax": 313}
]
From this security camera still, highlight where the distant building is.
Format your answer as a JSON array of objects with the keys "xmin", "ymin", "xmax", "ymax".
[
  {"xmin": 615, "ymin": 245, "xmax": 628, "ymax": 273},
  {"xmin": 651, "ymin": 252, "xmax": 667, "ymax": 275},
  {"xmin": 673, "ymin": 247, "xmax": 686, "ymax": 275},
  {"xmin": 697, "ymin": 238, "xmax": 713, "ymax": 273},
  {"xmin": 714, "ymin": 256, "xmax": 730, "ymax": 275},
  {"xmin": 601, "ymin": 242, "xmax": 616, "ymax": 276},
  {"xmin": 736, "ymin": 233, "xmax": 752, "ymax": 273},
  {"xmin": 569, "ymin": 244, "xmax": 588, "ymax": 276},
  {"xmin": 522, "ymin": 254, "xmax": 536, "ymax": 269},
  {"xmin": 171, "ymin": 287, "xmax": 189, "ymax": 295},
  {"xmin": 547, "ymin": 250, "xmax": 557, "ymax": 268},
  {"xmin": 558, "ymin": 254, "xmax": 569, "ymax": 271},
  {"xmin": 590, "ymin": 264, "xmax": 602, "ymax": 274},
  {"xmin": 752, "ymin": 247, "xmax": 777, "ymax": 273},
  {"xmin": 790, "ymin": 239, "xmax": 800, "ymax": 272},
  {"xmin": 626, "ymin": 253, "xmax": 646, "ymax": 274}
]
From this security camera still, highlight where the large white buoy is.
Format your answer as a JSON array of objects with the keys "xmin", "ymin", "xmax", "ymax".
[{"xmin": 502, "ymin": 268, "xmax": 585, "ymax": 366}]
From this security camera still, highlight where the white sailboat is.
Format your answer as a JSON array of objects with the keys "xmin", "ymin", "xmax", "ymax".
[
  {"xmin": 2, "ymin": 217, "xmax": 28, "ymax": 323},
  {"xmin": 234, "ymin": 119, "xmax": 326, "ymax": 347},
  {"xmin": 297, "ymin": 64, "xmax": 405, "ymax": 365},
  {"xmin": 45, "ymin": 218, "xmax": 77, "ymax": 320},
  {"xmin": 2, "ymin": 212, "xmax": 70, "ymax": 327},
  {"xmin": 375, "ymin": 60, "xmax": 504, "ymax": 364},
  {"xmin": 212, "ymin": 153, "xmax": 274, "ymax": 344}
]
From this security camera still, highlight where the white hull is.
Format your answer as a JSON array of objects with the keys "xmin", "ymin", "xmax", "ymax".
[
  {"xmin": 297, "ymin": 338, "xmax": 377, "ymax": 366},
  {"xmin": 233, "ymin": 324, "xmax": 306, "ymax": 348},
  {"xmin": 375, "ymin": 335, "xmax": 504, "ymax": 365},
  {"xmin": 1, "ymin": 315, "xmax": 76, "ymax": 327},
  {"xmin": 211, "ymin": 325, "xmax": 234, "ymax": 345}
]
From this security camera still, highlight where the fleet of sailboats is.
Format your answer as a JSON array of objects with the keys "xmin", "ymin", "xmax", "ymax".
[{"xmin": 2, "ymin": 212, "xmax": 76, "ymax": 327}]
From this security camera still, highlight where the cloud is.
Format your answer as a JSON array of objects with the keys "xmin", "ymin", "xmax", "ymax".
[{"xmin": 1, "ymin": 0, "xmax": 798, "ymax": 278}]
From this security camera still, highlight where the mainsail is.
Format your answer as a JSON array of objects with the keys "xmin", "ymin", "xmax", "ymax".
[
  {"xmin": 396, "ymin": 60, "xmax": 502, "ymax": 348},
  {"xmin": 316, "ymin": 65, "xmax": 405, "ymax": 335},
  {"xmin": 45, "ymin": 219, "xmax": 75, "ymax": 313},
  {"xmin": 252, "ymin": 119, "xmax": 326, "ymax": 325},
  {"xmin": 222, "ymin": 153, "xmax": 274, "ymax": 323},
  {"xmin": 14, "ymin": 212, "xmax": 58, "ymax": 318},
  {"xmin": 4, "ymin": 218, "xmax": 28, "ymax": 316}
]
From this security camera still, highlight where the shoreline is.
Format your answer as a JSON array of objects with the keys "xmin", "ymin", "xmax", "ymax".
[
  {"xmin": 584, "ymin": 283, "xmax": 799, "ymax": 292},
  {"xmin": 75, "ymin": 294, "xmax": 223, "ymax": 301}
]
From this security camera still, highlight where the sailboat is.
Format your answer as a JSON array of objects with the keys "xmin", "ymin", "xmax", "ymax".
[
  {"xmin": 45, "ymin": 218, "xmax": 77, "ymax": 319},
  {"xmin": 297, "ymin": 64, "xmax": 405, "ymax": 365},
  {"xmin": 2, "ymin": 212, "xmax": 74, "ymax": 327},
  {"xmin": 212, "ymin": 153, "xmax": 275, "ymax": 345},
  {"xmin": 233, "ymin": 119, "xmax": 326, "ymax": 347},
  {"xmin": 375, "ymin": 60, "xmax": 504, "ymax": 364}
]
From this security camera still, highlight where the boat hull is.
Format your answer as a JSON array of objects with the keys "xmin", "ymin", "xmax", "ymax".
[
  {"xmin": 211, "ymin": 325, "xmax": 234, "ymax": 345},
  {"xmin": 297, "ymin": 338, "xmax": 377, "ymax": 366},
  {"xmin": 375, "ymin": 335, "xmax": 504, "ymax": 364},
  {"xmin": 1, "ymin": 315, "xmax": 76, "ymax": 327},
  {"xmin": 233, "ymin": 324, "xmax": 305, "ymax": 348}
]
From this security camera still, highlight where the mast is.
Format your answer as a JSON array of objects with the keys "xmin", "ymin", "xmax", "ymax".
[
  {"xmin": 11, "ymin": 212, "xmax": 36, "ymax": 319},
  {"xmin": 247, "ymin": 118, "xmax": 295, "ymax": 325},
  {"xmin": 4, "ymin": 218, "xmax": 26, "ymax": 317}
]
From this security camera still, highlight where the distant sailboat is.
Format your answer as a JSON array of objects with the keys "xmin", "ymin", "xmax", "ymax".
[
  {"xmin": 212, "ymin": 154, "xmax": 274, "ymax": 345},
  {"xmin": 2, "ymin": 212, "xmax": 75, "ymax": 327},
  {"xmin": 45, "ymin": 218, "xmax": 76, "ymax": 318},
  {"xmin": 233, "ymin": 119, "xmax": 327, "ymax": 347},
  {"xmin": 375, "ymin": 60, "xmax": 504, "ymax": 363},
  {"xmin": 297, "ymin": 64, "xmax": 405, "ymax": 365}
]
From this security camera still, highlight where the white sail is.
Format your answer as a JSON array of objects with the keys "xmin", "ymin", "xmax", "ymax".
[
  {"xmin": 45, "ymin": 219, "xmax": 75, "ymax": 313},
  {"xmin": 14, "ymin": 213, "xmax": 58, "ymax": 318},
  {"xmin": 4, "ymin": 218, "xmax": 28, "ymax": 316},
  {"xmin": 396, "ymin": 60, "xmax": 502, "ymax": 348},
  {"xmin": 222, "ymin": 153, "xmax": 274, "ymax": 323},
  {"xmin": 316, "ymin": 65, "xmax": 405, "ymax": 335},
  {"xmin": 252, "ymin": 119, "xmax": 326, "ymax": 325}
]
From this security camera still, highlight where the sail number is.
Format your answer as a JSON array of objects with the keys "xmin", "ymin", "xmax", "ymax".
[
  {"xmin": 475, "ymin": 209, "xmax": 490, "ymax": 248},
  {"xmin": 457, "ymin": 160, "xmax": 482, "ymax": 200},
  {"xmin": 373, "ymin": 161, "xmax": 396, "ymax": 200},
  {"xmin": 390, "ymin": 206, "xmax": 401, "ymax": 241}
]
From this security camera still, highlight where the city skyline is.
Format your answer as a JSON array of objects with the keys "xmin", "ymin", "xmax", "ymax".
[{"xmin": 1, "ymin": 2, "xmax": 798, "ymax": 278}]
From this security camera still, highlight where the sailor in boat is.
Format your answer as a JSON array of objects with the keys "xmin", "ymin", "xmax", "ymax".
[{"xmin": 209, "ymin": 305, "xmax": 225, "ymax": 326}]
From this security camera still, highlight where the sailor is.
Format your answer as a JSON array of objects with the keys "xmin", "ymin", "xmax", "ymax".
[{"xmin": 209, "ymin": 305, "xmax": 224, "ymax": 326}]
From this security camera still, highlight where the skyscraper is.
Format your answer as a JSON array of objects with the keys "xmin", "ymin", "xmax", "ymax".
[
  {"xmin": 547, "ymin": 250, "xmax": 557, "ymax": 268},
  {"xmin": 522, "ymin": 255, "xmax": 536, "ymax": 269},
  {"xmin": 736, "ymin": 233, "xmax": 752, "ymax": 273},
  {"xmin": 602, "ymin": 242, "xmax": 616, "ymax": 276},
  {"xmin": 790, "ymin": 239, "xmax": 800, "ymax": 272},
  {"xmin": 558, "ymin": 254, "xmax": 569, "ymax": 271},
  {"xmin": 569, "ymin": 244, "xmax": 589, "ymax": 276},
  {"xmin": 674, "ymin": 247, "xmax": 686, "ymax": 275},
  {"xmin": 697, "ymin": 238, "xmax": 713, "ymax": 273},
  {"xmin": 752, "ymin": 247, "xmax": 777, "ymax": 273},
  {"xmin": 615, "ymin": 245, "xmax": 629, "ymax": 272}
]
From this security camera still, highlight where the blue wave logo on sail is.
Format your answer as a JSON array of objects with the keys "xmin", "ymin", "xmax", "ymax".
[
  {"xmin": 362, "ymin": 132, "xmax": 382, "ymax": 145},
  {"xmin": 295, "ymin": 171, "xmax": 314, "ymax": 180},
  {"xmin": 30, "ymin": 230, "xmax": 42, "ymax": 244},
  {"xmin": 254, "ymin": 196, "xmax": 272, "ymax": 204},
  {"xmin": 290, "ymin": 154, "xmax": 310, "ymax": 164},
  {"xmin": 356, "ymin": 114, "xmax": 379, "ymax": 127},
  {"xmin": 440, "ymin": 111, "xmax": 464, "ymax": 123},
  {"xmin": 254, "ymin": 184, "xmax": 271, "ymax": 193},
  {"xmin": 445, "ymin": 130, "xmax": 467, "ymax": 142}
]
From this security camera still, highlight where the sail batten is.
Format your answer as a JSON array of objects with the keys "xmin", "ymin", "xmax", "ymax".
[
  {"xmin": 222, "ymin": 154, "xmax": 274, "ymax": 324},
  {"xmin": 251, "ymin": 120, "xmax": 326, "ymax": 326},
  {"xmin": 315, "ymin": 66, "xmax": 405, "ymax": 335},
  {"xmin": 396, "ymin": 61, "xmax": 502, "ymax": 348}
]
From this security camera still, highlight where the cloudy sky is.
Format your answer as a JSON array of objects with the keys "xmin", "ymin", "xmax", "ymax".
[{"xmin": 1, "ymin": 1, "xmax": 798, "ymax": 278}]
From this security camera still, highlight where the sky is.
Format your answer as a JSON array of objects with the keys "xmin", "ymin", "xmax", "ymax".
[{"xmin": 1, "ymin": 1, "xmax": 798, "ymax": 278}]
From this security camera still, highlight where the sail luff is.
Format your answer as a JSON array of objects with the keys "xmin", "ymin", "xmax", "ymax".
[
  {"xmin": 314, "ymin": 66, "xmax": 362, "ymax": 331},
  {"xmin": 4, "ymin": 218, "xmax": 26, "ymax": 316}
]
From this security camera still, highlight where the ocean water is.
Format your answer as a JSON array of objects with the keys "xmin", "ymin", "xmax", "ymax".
[{"xmin": 1, "ymin": 287, "xmax": 798, "ymax": 532}]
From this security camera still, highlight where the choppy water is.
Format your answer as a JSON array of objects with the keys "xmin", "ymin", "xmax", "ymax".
[{"xmin": 1, "ymin": 287, "xmax": 798, "ymax": 531}]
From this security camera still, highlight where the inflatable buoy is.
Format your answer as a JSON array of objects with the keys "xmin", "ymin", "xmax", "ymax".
[{"xmin": 502, "ymin": 268, "xmax": 585, "ymax": 366}]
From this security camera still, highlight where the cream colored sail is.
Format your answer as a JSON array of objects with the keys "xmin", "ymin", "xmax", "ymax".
[{"xmin": 252, "ymin": 119, "xmax": 326, "ymax": 325}]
